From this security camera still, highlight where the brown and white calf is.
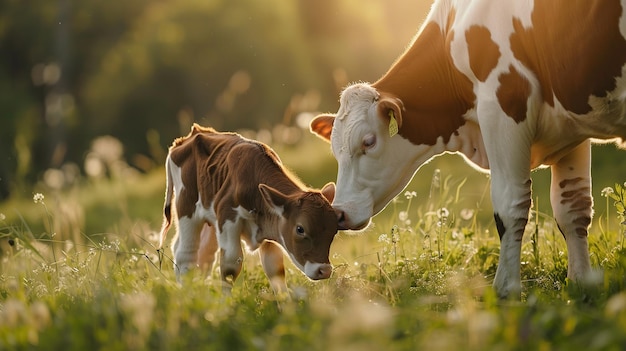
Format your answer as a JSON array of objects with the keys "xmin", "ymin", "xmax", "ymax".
[
  {"xmin": 159, "ymin": 124, "xmax": 338, "ymax": 293},
  {"xmin": 311, "ymin": 0, "xmax": 626, "ymax": 298}
]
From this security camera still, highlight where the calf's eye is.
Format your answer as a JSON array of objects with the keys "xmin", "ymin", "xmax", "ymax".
[{"xmin": 295, "ymin": 225, "xmax": 305, "ymax": 236}]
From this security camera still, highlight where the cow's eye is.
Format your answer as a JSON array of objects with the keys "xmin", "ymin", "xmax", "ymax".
[
  {"xmin": 362, "ymin": 134, "xmax": 376, "ymax": 150},
  {"xmin": 295, "ymin": 225, "xmax": 305, "ymax": 236}
]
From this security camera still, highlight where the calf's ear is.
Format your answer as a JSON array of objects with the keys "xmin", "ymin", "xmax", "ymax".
[
  {"xmin": 321, "ymin": 182, "xmax": 335, "ymax": 203},
  {"xmin": 259, "ymin": 184, "xmax": 288, "ymax": 215},
  {"xmin": 309, "ymin": 114, "xmax": 335, "ymax": 142}
]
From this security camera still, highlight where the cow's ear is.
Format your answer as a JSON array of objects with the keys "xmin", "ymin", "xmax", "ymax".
[
  {"xmin": 377, "ymin": 94, "xmax": 404, "ymax": 136},
  {"xmin": 320, "ymin": 182, "xmax": 335, "ymax": 203},
  {"xmin": 310, "ymin": 114, "xmax": 335, "ymax": 142},
  {"xmin": 259, "ymin": 184, "xmax": 288, "ymax": 215}
]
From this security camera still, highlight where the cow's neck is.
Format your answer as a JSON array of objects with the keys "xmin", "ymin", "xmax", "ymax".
[{"xmin": 373, "ymin": 20, "xmax": 476, "ymax": 156}]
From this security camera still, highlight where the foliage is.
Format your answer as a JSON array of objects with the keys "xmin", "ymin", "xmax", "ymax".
[{"xmin": 2, "ymin": 176, "xmax": 626, "ymax": 350}]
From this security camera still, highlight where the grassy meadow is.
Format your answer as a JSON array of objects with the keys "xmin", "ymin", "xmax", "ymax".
[{"xmin": 2, "ymin": 134, "xmax": 626, "ymax": 350}]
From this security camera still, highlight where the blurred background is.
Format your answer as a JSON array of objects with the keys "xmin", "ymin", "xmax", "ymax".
[
  {"xmin": 0, "ymin": 0, "xmax": 624, "ymax": 237},
  {"xmin": 0, "ymin": 0, "xmax": 433, "ymax": 197}
]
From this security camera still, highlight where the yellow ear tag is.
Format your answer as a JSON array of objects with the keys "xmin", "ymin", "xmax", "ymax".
[{"xmin": 388, "ymin": 110, "xmax": 398, "ymax": 137}]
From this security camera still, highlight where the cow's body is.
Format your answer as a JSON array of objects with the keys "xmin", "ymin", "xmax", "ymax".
[
  {"xmin": 159, "ymin": 124, "xmax": 338, "ymax": 293},
  {"xmin": 311, "ymin": 0, "xmax": 626, "ymax": 298}
]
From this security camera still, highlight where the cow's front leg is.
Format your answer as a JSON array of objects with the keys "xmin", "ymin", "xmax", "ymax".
[
  {"xmin": 217, "ymin": 220, "xmax": 244, "ymax": 289},
  {"xmin": 259, "ymin": 241, "xmax": 287, "ymax": 294},
  {"xmin": 197, "ymin": 223, "xmax": 219, "ymax": 276},
  {"xmin": 173, "ymin": 217, "xmax": 204, "ymax": 281},
  {"xmin": 479, "ymin": 106, "xmax": 533, "ymax": 299},
  {"xmin": 550, "ymin": 140, "xmax": 592, "ymax": 283},
  {"xmin": 491, "ymin": 174, "xmax": 532, "ymax": 300}
]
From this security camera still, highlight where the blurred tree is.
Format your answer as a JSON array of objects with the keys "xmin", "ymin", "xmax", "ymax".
[
  {"xmin": 0, "ymin": 0, "xmax": 153, "ymax": 198},
  {"xmin": 0, "ymin": 0, "xmax": 431, "ymax": 200},
  {"xmin": 82, "ymin": 0, "xmax": 323, "ymax": 163}
]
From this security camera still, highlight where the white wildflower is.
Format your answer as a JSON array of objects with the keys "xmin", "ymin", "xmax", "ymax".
[
  {"xmin": 460, "ymin": 208, "xmax": 474, "ymax": 221},
  {"xmin": 378, "ymin": 233, "xmax": 390, "ymax": 244},
  {"xmin": 398, "ymin": 211, "xmax": 408, "ymax": 222},
  {"xmin": 0, "ymin": 213, "xmax": 5, "ymax": 221},
  {"xmin": 404, "ymin": 191, "xmax": 417, "ymax": 199},
  {"xmin": 451, "ymin": 229, "xmax": 460, "ymax": 240},
  {"xmin": 437, "ymin": 207, "xmax": 450, "ymax": 219},
  {"xmin": 33, "ymin": 193, "xmax": 45, "ymax": 204},
  {"xmin": 601, "ymin": 187, "xmax": 614, "ymax": 197}
]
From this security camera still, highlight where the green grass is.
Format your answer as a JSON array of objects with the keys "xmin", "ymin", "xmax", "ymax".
[{"xmin": 2, "ymin": 170, "xmax": 626, "ymax": 350}]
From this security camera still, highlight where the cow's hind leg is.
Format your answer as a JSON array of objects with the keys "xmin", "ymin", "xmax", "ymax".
[
  {"xmin": 259, "ymin": 241, "xmax": 287, "ymax": 294},
  {"xmin": 197, "ymin": 223, "xmax": 219, "ymax": 277},
  {"xmin": 550, "ymin": 140, "xmax": 592, "ymax": 283},
  {"xmin": 173, "ymin": 217, "xmax": 204, "ymax": 281}
]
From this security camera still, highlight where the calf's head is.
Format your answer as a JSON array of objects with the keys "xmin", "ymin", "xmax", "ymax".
[
  {"xmin": 259, "ymin": 182, "xmax": 338, "ymax": 280},
  {"xmin": 311, "ymin": 83, "xmax": 423, "ymax": 230}
]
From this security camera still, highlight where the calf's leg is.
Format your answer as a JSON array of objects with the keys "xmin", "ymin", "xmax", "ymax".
[
  {"xmin": 259, "ymin": 241, "xmax": 287, "ymax": 294},
  {"xmin": 217, "ymin": 220, "xmax": 244, "ymax": 289},
  {"xmin": 197, "ymin": 223, "xmax": 219, "ymax": 276},
  {"xmin": 173, "ymin": 217, "xmax": 203, "ymax": 281}
]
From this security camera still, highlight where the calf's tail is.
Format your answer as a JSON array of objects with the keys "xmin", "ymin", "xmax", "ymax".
[{"xmin": 158, "ymin": 155, "xmax": 174, "ymax": 249}]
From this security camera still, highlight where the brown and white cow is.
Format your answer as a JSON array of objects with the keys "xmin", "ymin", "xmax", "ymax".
[
  {"xmin": 310, "ymin": 0, "xmax": 626, "ymax": 298},
  {"xmin": 159, "ymin": 124, "xmax": 338, "ymax": 293}
]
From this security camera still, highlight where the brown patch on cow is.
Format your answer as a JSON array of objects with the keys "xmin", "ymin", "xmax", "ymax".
[
  {"xmin": 560, "ymin": 186, "xmax": 591, "ymax": 206},
  {"xmin": 568, "ymin": 197, "xmax": 593, "ymax": 213},
  {"xmin": 496, "ymin": 65, "xmax": 531, "ymax": 123},
  {"xmin": 574, "ymin": 216, "xmax": 591, "ymax": 238},
  {"xmin": 559, "ymin": 177, "xmax": 583, "ymax": 189},
  {"xmin": 559, "ymin": 184, "xmax": 593, "ymax": 233},
  {"xmin": 372, "ymin": 9, "xmax": 475, "ymax": 146},
  {"xmin": 466, "ymin": 25, "xmax": 501, "ymax": 82},
  {"xmin": 510, "ymin": 1, "xmax": 626, "ymax": 114}
]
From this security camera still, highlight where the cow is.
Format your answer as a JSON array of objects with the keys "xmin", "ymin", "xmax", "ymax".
[
  {"xmin": 158, "ymin": 124, "xmax": 338, "ymax": 293},
  {"xmin": 310, "ymin": 0, "xmax": 626, "ymax": 299}
]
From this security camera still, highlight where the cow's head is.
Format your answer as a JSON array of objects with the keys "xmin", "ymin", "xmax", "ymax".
[
  {"xmin": 259, "ymin": 182, "xmax": 338, "ymax": 280},
  {"xmin": 310, "ymin": 83, "xmax": 428, "ymax": 230}
]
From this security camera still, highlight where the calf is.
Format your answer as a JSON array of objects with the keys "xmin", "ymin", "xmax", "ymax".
[
  {"xmin": 311, "ymin": 0, "xmax": 626, "ymax": 298},
  {"xmin": 159, "ymin": 124, "xmax": 338, "ymax": 293}
]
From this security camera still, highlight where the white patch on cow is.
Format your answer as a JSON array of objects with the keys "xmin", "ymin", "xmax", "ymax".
[
  {"xmin": 266, "ymin": 204, "xmax": 284, "ymax": 218},
  {"xmin": 169, "ymin": 159, "xmax": 185, "ymax": 199},
  {"xmin": 194, "ymin": 197, "xmax": 216, "ymax": 223},
  {"xmin": 233, "ymin": 205, "xmax": 262, "ymax": 249},
  {"xmin": 234, "ymin": 205, "xmax": 255, "ymax": 221}
]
